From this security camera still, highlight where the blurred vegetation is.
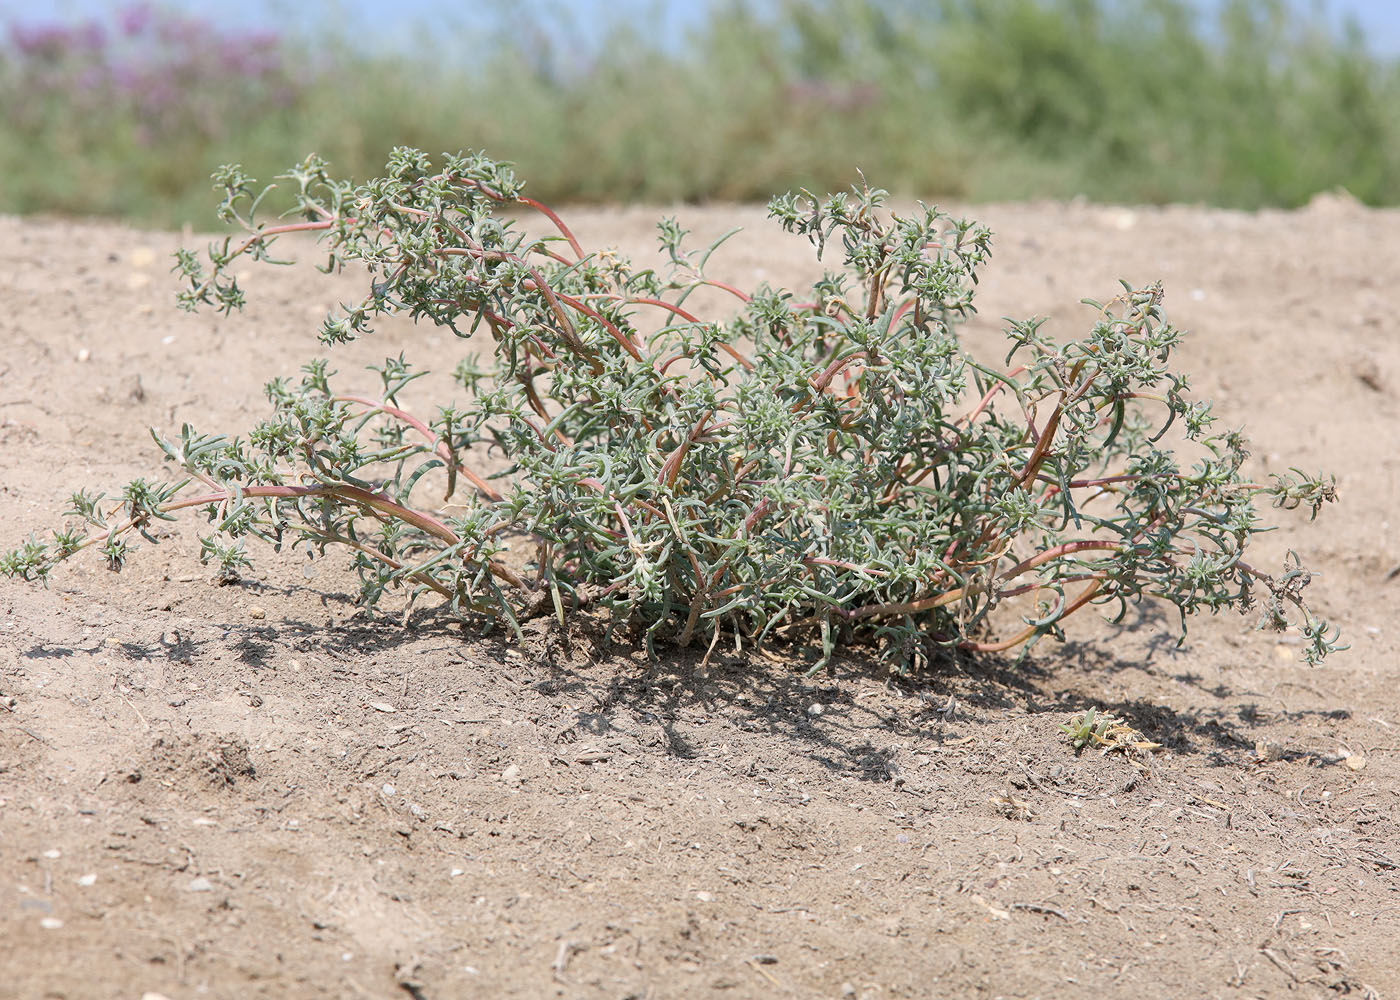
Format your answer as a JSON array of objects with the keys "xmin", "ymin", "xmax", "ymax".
[{"xmin": 1, "ymin": 0, "xmax": 1397, "ymax": 225}]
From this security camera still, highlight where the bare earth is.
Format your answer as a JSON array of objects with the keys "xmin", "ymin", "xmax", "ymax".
[{"xmin": 1, "ymin": 196, "xmax": 1397, "ymax": 1000}]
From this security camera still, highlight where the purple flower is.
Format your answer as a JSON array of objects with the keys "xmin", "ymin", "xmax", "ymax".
[
  {"xmin": 118, "ymin": 4, "xmax": 154, "ymax": 38},
  {"xmin": 10, "ymin": 23, "xmax": 74, "ymax": 58},
  {"xmin": 73, "ymin": 20, "xmax": 107, "ymax": 51}
]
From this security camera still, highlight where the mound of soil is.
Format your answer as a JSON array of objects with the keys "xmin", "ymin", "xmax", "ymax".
[{"xmin": 1, "ymin": 200, "xmax": 1397, "ymax": 998}]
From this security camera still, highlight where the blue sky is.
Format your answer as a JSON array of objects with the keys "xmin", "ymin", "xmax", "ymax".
[{"xmin": 7, "ymin": 0, "xmax": 1400, "ymax": 53}]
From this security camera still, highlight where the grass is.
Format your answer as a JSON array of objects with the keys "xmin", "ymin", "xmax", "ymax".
[{"xmin": 1, "ymin": 0, "xmax": 1397, "ymax": 225}]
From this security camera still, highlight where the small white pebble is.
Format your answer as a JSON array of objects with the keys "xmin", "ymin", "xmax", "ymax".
[
  {"xmin": 248, "ymin": 606, "xmax": 266, "ymax": 620},
  {"xmin": 77, "ymin": 348, "xmax": 91, "ymax": 362},
  {"xmin": 381, "ymin": 783, "xmax": 396, "ymax": 797},
  {"xmin": 76, "ymin": 874, "xmax": 96, "ymax": 887},
  {"xmin": 161, "ymin": 334, "xmax": 176, "ymax": 346},
  {"xmin": 695, "ymin": 891, "xmax": 714, "ymax": 903},
  {"xmin": 450, "ymin": 868, "xmax": 464, "ymax": 878},
  {"xmin": 807, "ymin": 703, "xmax": 824, "ymax": 717},
  {"xmin": 40, "ymin": 917, "xmax": 63, "ymax": 930},
  {"xmin": 42, "ymin": 849, "xmax": 61, "ymax": 859},
  {"xmin": 186, "ymin": 877, "xmax": 213, "ymax": 892},
  {"xmin": 1190, "ymin": 288, "xmax": 1206, "ymax": 301}
]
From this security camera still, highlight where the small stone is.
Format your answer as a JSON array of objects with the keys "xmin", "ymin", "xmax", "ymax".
[
  {"xmin": 76, "ymin": 874, "xmax": 96, "ymax": 887},
  {"xmin": 187, "ymin": 877, "xmax": 213, "ymax": 892},
  {"xmin": 39, "ymin": 917, "xmax": 63, "ymax": 930},
  {"xmin": 381, "ymin": 783, "xmax": 396, "ymax": 797},
  {"xmin": 77, "ymin": 348, "xmax": 91, "ymax": 362},
  {"xmin": 1254, "ymin": 740, "xmax": 1285, "ymax": 762},
  {"xmin": 695, "ymin": 891, "xmax": 714, "ymax": 903},
  {"xmin": 368, "ymin": 701, "xmax": 396, "ymax": 713},
  {"xmin": 842, "ymin": 984, "xmax": 857, "ymax": 999},
  {"xmin": 449, "ymin": 868, "xmax": 464, "ymax": 878},
  {"xmin": 42, "ymin": 849, "xmax": 61, "ymax": 859},
  {"xmin": 500, "ymin": 764, "xmax": 521, "ymax": 784},
  {"xmin": 1344, "ymin": 755, "xmax": 1367, "ymax": 771},
  {"xmin": 807, "ymin": 703, "xmax": 824, "ymax": 718},
  {"xmin": 141, "ymin": 994, "xmax": 175, "ymax": 1000}
]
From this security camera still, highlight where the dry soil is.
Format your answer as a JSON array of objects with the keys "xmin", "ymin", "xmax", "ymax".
[{"xmin": 1, "ymin": 196, "xmax": 1397, "ymax": 999}]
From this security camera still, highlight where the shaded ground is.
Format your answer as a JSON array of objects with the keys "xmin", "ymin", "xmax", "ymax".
[{"xmin": 1, "ymin": 195, "xmax": 1397, "ymax": 998}]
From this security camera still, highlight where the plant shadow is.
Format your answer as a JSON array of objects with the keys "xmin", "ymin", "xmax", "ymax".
[{"xmin": 13, "ymin": 595, "xmax": 1351, "ymax": 781}]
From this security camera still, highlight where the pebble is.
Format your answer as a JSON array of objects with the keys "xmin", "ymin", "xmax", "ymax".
[
  {"xmin": 39, "ymin": 917, "xmax": 63, "ymax": 930},
  {"xmin": 141, "ymin": 994, "xmax": 176, "ymax": 1000},
  {"xmin": 842, "ymin": 984, "xmax": 857, "ymax": 998},
  {"xmin": 500, "ymin": 764, "xmax": 521, "ymax": 784},
  {"xmin": 807, "ymin": 703, "xmax": 824, "ymax": 718},
  {"xmin": 381, "ymin": 783, "xmax": 396, "ymax": 797},
  {"xmin": 76, "ymin": 874, "xmax": 96, "ymax": 887},
  {"xmin": 186, "ymin": 877, "xmax": 213, "ymax": 892},
  {"xmin": 695, "ymin": 891, "xmax": 714, "ymax": 903},
  {"xmin": 77, "ymin": 348, "xmax": 91, "ymax": 362},
  {"xmin": 42, "ymin": 849, "xmax": 60, "ymax": 859},
  {"xmin": 248, "ymin": 606, "xmax": 266, "ymax": 620}
]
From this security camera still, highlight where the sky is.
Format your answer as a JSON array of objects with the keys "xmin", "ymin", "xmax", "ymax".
[{"xmin": 6, "ymin": 0, "xmax": 1400, "ymax": 54}]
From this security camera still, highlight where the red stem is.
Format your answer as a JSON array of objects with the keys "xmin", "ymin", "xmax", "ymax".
[{"xmin": 335, "ymin": 395, "xmax": 503, "ymax": 503}]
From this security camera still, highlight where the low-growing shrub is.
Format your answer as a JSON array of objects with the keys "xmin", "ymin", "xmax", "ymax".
[{"xmin": 2, "ymin": 149, "xmax": 1342, "ymax": 670}]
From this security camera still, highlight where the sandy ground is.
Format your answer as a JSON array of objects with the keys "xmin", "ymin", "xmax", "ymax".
[{"xmin": 1, "ymin": 195, "xmax": 1398, "ymax": 999}]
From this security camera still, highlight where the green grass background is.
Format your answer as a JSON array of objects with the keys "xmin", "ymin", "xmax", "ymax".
[{"xmin": 2, "ymin": 0, "xmax": 1396, "ymax": 225}]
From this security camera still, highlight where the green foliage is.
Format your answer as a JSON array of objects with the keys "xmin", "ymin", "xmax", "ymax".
[
  {"xmin": 1060, "ymin": 707, "xmax": 1114, "ymax": 751},
  {"xmin": 2, "ymin": 1, "xmax": 1399, "ymax": 225},
  {"xmin": 2, "ymin": 150, "xmax": 1342, "ymax": 669}
]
